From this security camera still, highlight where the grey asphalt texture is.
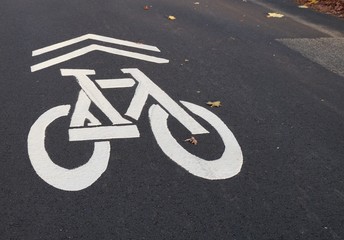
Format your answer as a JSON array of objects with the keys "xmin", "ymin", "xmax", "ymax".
[
  {"xmin": 1, "ymin": 0, "xmax": 344, "ymax": 239},
  {"xmin": 278, "ymin": 37, "xmax": 344, "ymax": 77}
]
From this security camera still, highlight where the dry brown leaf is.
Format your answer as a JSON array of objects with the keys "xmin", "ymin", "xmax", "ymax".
[
  {"xmin": 207, "ymin": 101, "xmax": 222, "ymax": 107},
  {"xmin": 184, "ymin": 136, "xmax": 198, "ymax": 145},
  {"xmin": 168, "ymin": 15, "xmax": 176, "ymax": 20}
]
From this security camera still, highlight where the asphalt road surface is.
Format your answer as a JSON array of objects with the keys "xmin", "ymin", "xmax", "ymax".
[{"xmin": 1, "ymin": 0, "xmax": 344, "ymax": 239}]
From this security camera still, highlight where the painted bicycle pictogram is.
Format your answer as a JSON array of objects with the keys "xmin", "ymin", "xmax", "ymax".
[{"xmin": 28, "ymin": 35, "xmax": 243, "ymax": 191}]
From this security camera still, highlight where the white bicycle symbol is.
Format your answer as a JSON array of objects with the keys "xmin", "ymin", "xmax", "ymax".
[{"xmin": 28, "ymin": 68, "xmax": 243, "ymax": 191}]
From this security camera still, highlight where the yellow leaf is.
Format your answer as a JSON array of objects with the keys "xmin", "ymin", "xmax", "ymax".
[
  {"xmin": 267, "ymin": 12, "xmax": 284, "ymax": 18},
  {"xmin": 168, "ymin": 15, "xmax": 176, "ymax": 20},
  {"xmin": 308, "ymin": 0, "xmax": 318, "ymax": 4},
  {"xmin": 207, "ymin": 101, "xmax": 222, "ymax": 107}
]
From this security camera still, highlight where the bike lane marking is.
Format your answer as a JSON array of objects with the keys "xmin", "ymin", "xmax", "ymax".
[
  {"xmin": 32, "ymin": 33, "xmax": 161, "ymax": 56},
  {"xmin": 95, "ymin": 78, "xmax": 136, "ymax": 89},
  {"xmin": 149, "ymin": 102, "xmax": 243, "ymax": 180},
  {"xmin": 31, "ymin": 44, "xmax": 169, "ymax": 72},
  {"xmin": 69, "ymin": 125, "xmax": 140, "ymax": 141},
  {"xmin": 27, "ymin": 35, "xmax": 243, "ymax": 191},
  {"xmin": 27, "ymin": 105, "xmax": 111, "ymax": 191}
]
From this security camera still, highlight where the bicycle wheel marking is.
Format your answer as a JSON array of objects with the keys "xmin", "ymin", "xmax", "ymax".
[
  {"xmin": 27, "ymin": 105, "xmax": 111, "ymax": 191},
  {"xmin": 149, "ymin": 102, "xmax": 243, "ymax": 180}
]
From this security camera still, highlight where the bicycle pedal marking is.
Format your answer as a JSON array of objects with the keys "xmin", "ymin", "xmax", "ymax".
[{"xmin": 28, "ymin": 35, "xmax": 243, "ymax": 191}]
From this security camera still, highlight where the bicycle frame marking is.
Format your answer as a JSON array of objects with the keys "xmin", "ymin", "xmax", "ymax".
[
  {"xmin": 28, "ymin": 67, "xmax": 243, "ymax": 191},
  {"xmin": 64, "ymin": 68, "xmax": 209, "ymax": 142}
]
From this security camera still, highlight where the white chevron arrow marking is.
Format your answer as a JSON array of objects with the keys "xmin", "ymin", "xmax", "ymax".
[
  {"xmin": 31, "ymin": 44, "xmax": 169, "ymax": 72},
  {"xmin": 32, "ymin": 33, "xmax": 161, "ymax": 56}
]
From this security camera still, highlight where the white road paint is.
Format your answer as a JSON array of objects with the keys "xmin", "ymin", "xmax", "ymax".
[
  {"xmin": 70, "ymin": 90, "xmax": 102, "ymax": 127},
  {"xmin": 28, "ymin": 34, "xmax": 244, "ymax": 190},
  {"xmin": 149, "ymin": 101, "xmax": 243, "ymax": 180},
  {"xmin": 69, "ymin": 125, "xmax": 140, "ymax": 141},
  {"xmin": 27, "ymin": 105, "xmax": 111, "ymax": 191},
  {"xmin": 31, "ymin": 44, "xmax": 169, "ymax": 72},
  {"xmin": 122, "ymin": 68, "xmax": 209, "ymax": 135},
  {"xmin": 28, "ymin": 67, "xmax": 244, "ymax": 190},
  {"xmin": 96, "ymin": 78, "xmax": 136, "ymax": 89},
  {"xmin": 32, "ymin": 33, "xmax": 161, "ymax": 56},
  {"xmin": 64, "ymin": 67, "xmax": 207, "ymax": 140},
  {"xmin": 61, "ymin": 69, "xmax": 132, "ymax": 125}
]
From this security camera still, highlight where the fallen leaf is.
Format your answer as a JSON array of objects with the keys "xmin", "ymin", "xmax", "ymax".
[
  {"xmin": 194, "ymin": 2, "xmax": 200, "ymax": 4},
  {"xmin": 298, "ymin": 5, "xmax": 309, "ymax": 8},
  {"xmin": 267, "ymin": 12, "xmax": 284, "ymax": 18},
  {"xmin": 184, "ymin": 136, "xmax": 198, "ymax": 145},
  {"xmin": 308, "ymin": 0, "xmax": 319, "ymax": 4},
  {"xmin": 207, "ymin": 101, "xmax": 222, "ymax": 107},
  {"xmin": 144, "ymin": 5, "xmax": 150, "ymax": 10},
  {"xmin": 168, "ymin": 15, "xmax": 176, "ymax": 20}
]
